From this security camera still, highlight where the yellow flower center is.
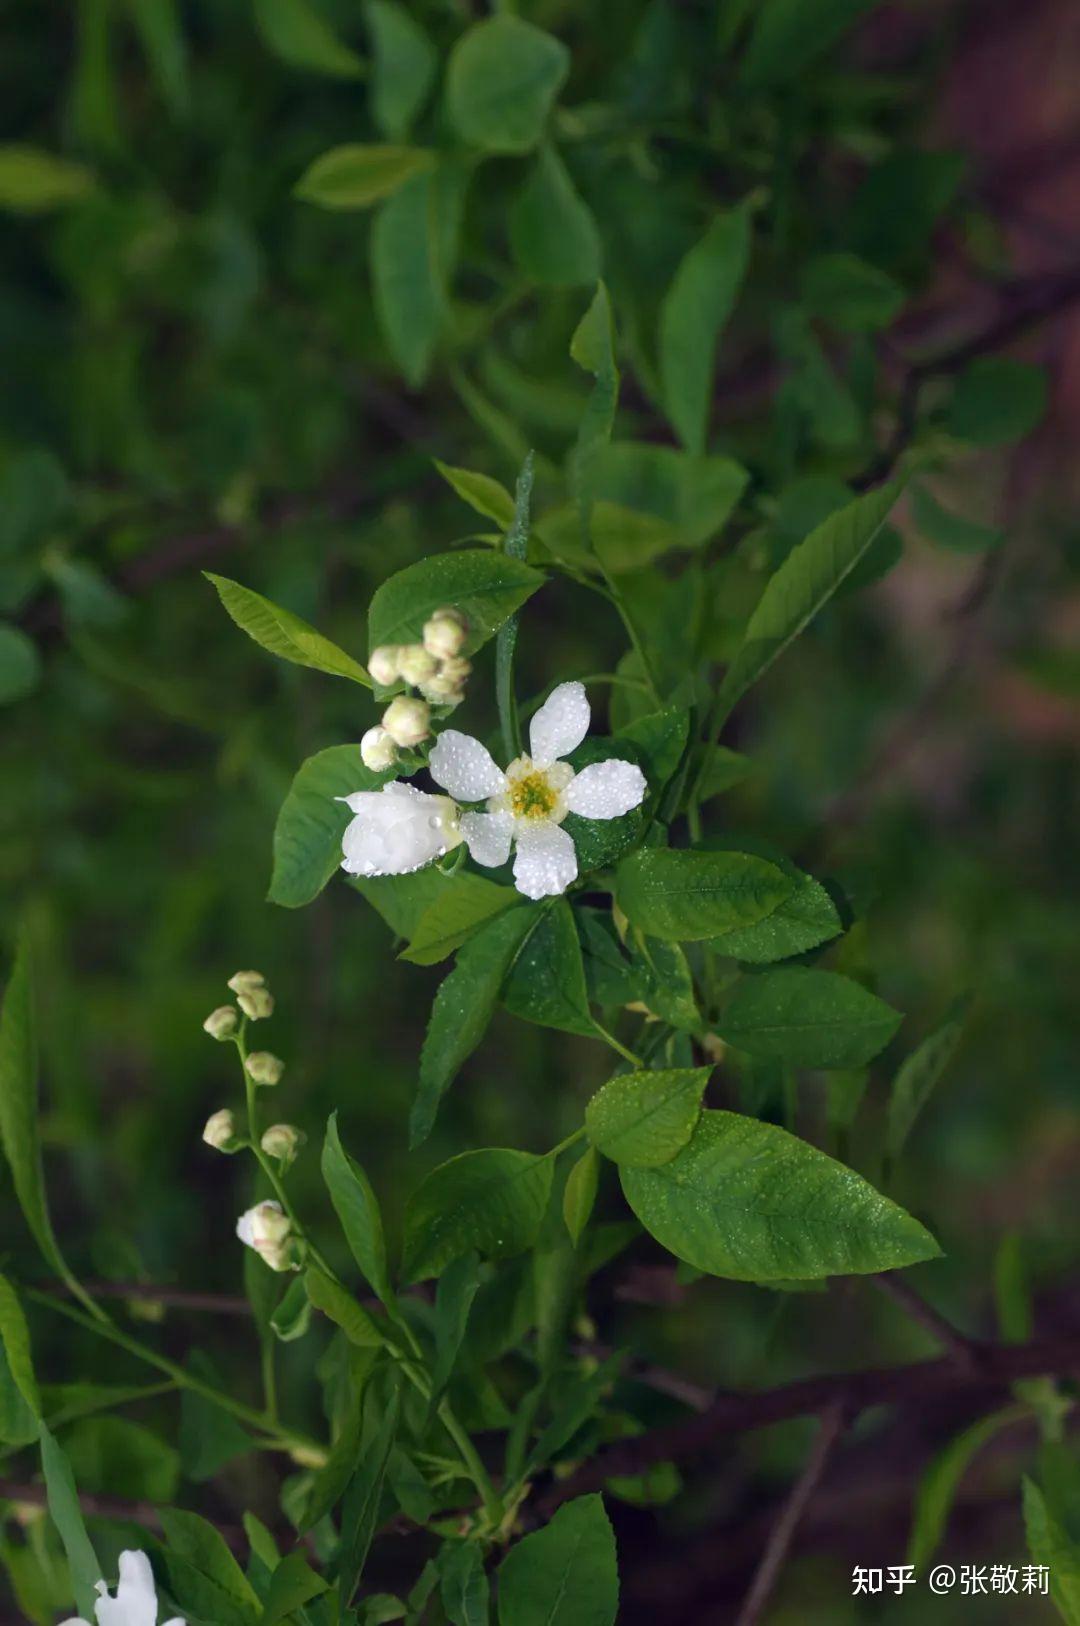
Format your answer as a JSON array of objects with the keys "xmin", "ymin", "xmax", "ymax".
[{"xmin": 509, "ymin": 769, "xmax": 558, "ymax": 820}]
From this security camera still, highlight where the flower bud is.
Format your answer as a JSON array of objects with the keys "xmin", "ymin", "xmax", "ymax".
[
  {"xmin": 236, "ymin": 1200, "xmax": 294, "ymax": 1270},
  {"xmin": 203, "ymin": 1005, "xmax": 239, "ymax": 1041},
  {"xmin": 261, "ymin": 1122, "xmax": 305, "ymax": 1165},
  {"xmin": 368, "ymin": 644, "xmax": 402, "ymax": 687},
  {"xmin": 227, "ymin": 970, "xmax": 265, "ymax": 995},
  {"xmin": 245, "ymin": 1050, "xmax": 284, "ymax": 1086},
  {"xmin": 421, "ymin": 655, "xmax": 472, "ymax": 705},
  {"xmin": 397, "ymin": 643, "xmax": 439, "ymax": 686},
  {"xmin": 360, "ymin": 725, "xmax": 399, "ymax": 773},
  {"xmin": 382, "ymin": 695, "xmax": 430, "ymax": 748},
  {"xmin": 202, "ymin": 1108, "xmax": 239, "ymax": 1151},
  {"xmin": 423, "ymin": 609, "xmax": 469, "ymax": 661},
  {"xmin": 237, "ymin": 985, "xmax": 274, "ymax": 1021}
]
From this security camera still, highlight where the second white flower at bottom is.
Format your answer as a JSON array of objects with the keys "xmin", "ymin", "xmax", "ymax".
[{"xmin": 428, "ymin": 681, "xmax": 646, "ymax": 900}]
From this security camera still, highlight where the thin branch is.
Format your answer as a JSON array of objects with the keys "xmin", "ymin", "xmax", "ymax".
[
  {"xmin": 0, "ymin": 1478, "xmax": 248, "ymax": 1553},
  {"xmin": 871, "ymin": 1272, "xmax": 982, "ymax": 1370},
  {"xmin": 734, "ymin": 1400, "xmax": 847, "ymax": 1626},
  {"xmin": 39, "ymin": 1280, "xmax": 252, "ymax": 1316}
]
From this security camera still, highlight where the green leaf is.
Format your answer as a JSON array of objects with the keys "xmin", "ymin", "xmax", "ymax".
[
  {"xmin": 364, "ymin": 0, "xmax": 436, "ymax": 139},
  {"xmin": 949, "ymin": 357, "xmax": 1048, "ymax": 447},
  {"xmin": 411, "ymin": 905, "xmax": 535, "ymax": 1147},
  {"xmin": 659, "ymin": 205, "xmax": 751, "ymax": 455},
  {"xmin": 65, "ymin": 1415, "xmax": 179, "ymax": 1503},
  {"xmin": 621, "ymin": 1109, "xmax": 940, "ymax": 1281},
  {"xmin": 0, "ymin": 936, "xmax": 80, "ymax": 1291},
  {"xmin": 616, "ymin": 706, "xmax": 689, "ymax": 798},
  {"xmin": 629, "ymin": 936, "xmax": 699, "ymax": 1031},
  {"xmin": 0, "ymin": 145, "xmax": 95, "ymax": 213},
  {"xmin": 126, "ymin": 0, "xmax": 189, "ymax": 119},
  {"xmin": 719, "ymin": 967, "xmax": 901, "ymax": 1068},
  {"xmin": 403, "ymin": 1148, "xmax": 554, "ymax": 1282},
  {"xmin": 1024, "ymin": 1478, "xmax": 1080, "ymax": 1625},
  {"xmin": 269, "ymin": 1275, "xmax": 312, "ymax": 1342},
  {"xmin": 446, "ymin": 16, "xmax": 569, "ymax": 155},
  {"xmin": 402, "ymin": 875, "xmax": 520, "ymax": 966},
  {"xmin": 911, "ymin": 483, "xmax": 1003, "ymax": 552},
  {"xmin": 322, "ymin": 1112, "xmax": 395, "ymax": 1308},
  {"xmin": 305, "ymin": 1266, "xmax": 384, "ymax": 1347},
  {"xmin": 179, "ymin": 1372, "xmax": 253, "ymax": 1482},
  {"xmin": 369, "ymin": 549, "xmax": 545, "ymax": 659},
  {"xmin": 430, "ymin": 1252, "xmax": 481, "ymax": 1409},
  {"xmin": 886, "ymin": 996, "xmax": 970, "ymax": 1159},
  {"xmin": 800, "ymin": 252, "xmax": 904, "ymax": 332},
  {"xmin": 158, "ymin": 1507, "xmax": 262, "ymax": 1615},
  {"xmin": 0, "ymin": 1274, "xmax": 38, "ymax": 1417},
  {"xmin": 614, "ymin": 848, "xmax": 793, "ymax": 943},
  {"xmin": 353, "ymin": 866, "xmax": 457, "ymax": 938},
  {"xmin": 714, "ymin": 479, "xmax": 903, "ymax": 723},
  {"xmin": 262, "ymin": 1552, "xmax": 328, "ymax": 1624},
  {"xmin": 439, "ymin": 1540, "xmax": 490, "ymax": 1626},
  {"xmin": 254, "ymin": 0, "xmax": 364, "ymax": 78},
  {"xmin": 706, "ymin": 861, "xmax": 842, "ymax": 964},
  {"xmin": 371, "ymin": 169, "xmax": 458, "ymax": 388},
  {"xmin": 39, "ymin": 1422, "xmax": 100, "ymax": 1620},
  {"xmin": 339, "ymin": 1383, "xmax": 402, "ymax": 1605},
  {"xmin": 510, "ymin": 145, "xmax": 600, "ymax": 288},
  {"xmin": 301, "ymin": 1360, "xmax": 375, "ymax": 1531},
  {"xmin": 909, "ymin": 1407, "xmax": 1026, "ymax": 1569},
  {"xmin": 740, "ymin": 0, "xmax": 876, "ymax": 87},
  {"xmin": 434, "ymin": 462, "xmax": 516, "ymax": 529},
  {"xmin": 568, "ymin": 444, "xmax": 748, "ymax": 569},
  {"xmin": 0, "ymin": 1340, "xmax": 38, "ymax": 1446},
  {"xmin": 294, "ymin": 144, "xmax": 434, "ymax": 209},
  {"xmin": 586, "ymin": 1068, "xmax": 710, "ymax": 1168},
  {"xmin": 563, "ymin": 1146, "xmax": 600, "ymax": 1246},
  {"xmin": 205, "ymin": 573, "xmax": 370, "ymax": 685},
  {"xmin": 497, "ymin": 1494, "xmax": 618, "ymax": 1626},
  {"xmin": 269, "ymin": 745, "xmax": 392, "ymax": 909},
  {"xmin": 502, "ymin": 899, "xmax": 595, "ymax": 1038},
  {"xmin": 570, "ymin": 282, "xmax": 619, "ymax": 533},
  {"xmin": 0, "ymin": 624, "xmax": 42, "ymax": 704}
]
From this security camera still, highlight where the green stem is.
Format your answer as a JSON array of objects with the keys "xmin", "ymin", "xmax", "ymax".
[
  {"xmin": 495, "ymin": 452, "xmax": 534, "ymax": 762},
  {"xmin": 27, "ymin": 1290, "xmax": 323, "ymax": 1459},
  {"xmin": 597, "ymin": 562, "xmax": 661, "ymax": 706},
  {"xmin": 590, "ymin": 1020, "xmax": 644, "ymax": 1069},
  {"xmin": 548, "ymin": 1125, "xmax": 588, "ymax": 1158}
]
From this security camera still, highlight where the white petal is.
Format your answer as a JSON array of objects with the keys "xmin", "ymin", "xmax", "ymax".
[
  {"xmin": 58, "ymin": 1619, "xmax": 92, "ymax": 1625},
  {"xmin": 461, "ymin": 810, "xmax": 514, "ymax": 869},
  {"xmin": 513, "ymin": 821, "xmax": 578, "ymax": 899},
  {"xmin": 236, "ymin": 1208, "xmax": 257, "ymax": 1247},
  {"xmin": 336, "ymin": 780, "xmax": 417, "ymax": 814},
  {"xmin": 564, "ymin": 758, "xmax": 647, "ymax": 820},
  {"xmin": 529, "ymin": 682, "xmax": 590, "ymax": 766},
  {"xmin": 429, "ymin": 731, "xmax": 506, "ymax": 802},
  {"xmin": 95, "ymin": 1551, "xmax": 159, "ymax": 1626}
]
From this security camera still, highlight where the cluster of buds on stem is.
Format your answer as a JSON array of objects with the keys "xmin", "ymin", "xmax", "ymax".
[{"xmin": 362, "ymin": 607, "xmax": 472, "ymax": 773}]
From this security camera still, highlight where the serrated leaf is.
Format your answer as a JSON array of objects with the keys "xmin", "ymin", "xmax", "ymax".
[
  {"xmin": 322, "ymin": 1112, "xmax": 394, "ymax": 1309},
  {"xmin": 621, "ymin": 1110, "xmax": 940, "ymax": 1280},
  {"xmin": 364, "ymin": 0, "xmax": 436, "ymax": 139},
  {"xmin": 660, "ymin": 205, "xmax": 751, "ymax": 455},
  {"xmin": 205, "ymin": 573, "xmax": 370, "ymax": 685},
  {"xmin": 502, "ymin": 898, "xmax": 595, "ymax": 1037},
  {"xmin": 446, "ymin": 17, "xmax": 568, "ymax": 155},
  {"xmin": 496, "ymin": 1495, "xmax": 618, "ymax": 1626},
  {"xmin": 563, "ymin": 1146, "xmax": 599, "ymax": 1246},
  {"xmin": 254, "ymin": 0, "xmax": 364, "ymax": 77},
  {"xmin": 434, "ymin": 462, "xmax": 516, "ymax": 529},
  {"xmin": 158, "ymin": 1507, "xmax": 261, "ymax": 1615},
  {"xmin": 369, "ymin": 548, "xmax": 545, "ymax": 658},
  {"xmin": 411, "ymin": 905, "xmax": 535, "ymax": 1147},
  {"xmin": 886, "ymin": 996, "xmax": 970, "ymax": 1159},
  {"xmin": 402, "ymin": 875, "xmax": 519, "ymax": 965},
  {"xmin": 403, "ymin": 1148, "xmax": 554, "ymax": 1282},
  {"xmin": 510, "ymin": 144, "xmax": 600, "ymax": 287},
  {"xmin": 353, "ymin": 866, "xmax": 456, "ymax": 938},
  {"xmin": 294, "ymin": 143, "xmax": 434, "ymax": 209},
  {"xmin": 714, "ymin": 480, "xmax": 903, "ymax": 722},
  {"xmin": 270, "ymin": 745, "xmax": 393, "ymax": 908},
  {"xmin": 586, "ymin": 1068, "xmax": 710, "ymax": 1168},
  {"xmin": 614, "ymin": 848, "xmax": 793, "ymax": 942},
  {"xmin": 719, "ymin": 967, "xmax": 901, "ymax": 1068}
]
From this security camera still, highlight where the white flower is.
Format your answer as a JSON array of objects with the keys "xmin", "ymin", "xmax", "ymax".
[
  {"xmin": 360, "ymin": 725, "xmax": 399, "ymax": 772},
  {"xmin": 237, "ymin": 1199, "xmax": 294, "ymax": 1270},
  {"xmin": 60, "ymin": 1549, "xmax": 184, "ymax": 1626},
  {"xmin": 339, "ymin": 782, "xmax": 462, "ymax": 878},
  {"xmin": 428, "ymin": 681, "xmax": 646, "ymax": 901}
]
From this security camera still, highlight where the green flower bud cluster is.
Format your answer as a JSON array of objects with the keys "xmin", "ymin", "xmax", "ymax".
[{"xmin": 363, "ymin": 607, "xmax": 471, "ymax": 772}]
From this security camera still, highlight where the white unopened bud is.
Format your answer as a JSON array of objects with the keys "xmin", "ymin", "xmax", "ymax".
[
  {"xmin": 261, "ymin": 1123, "xmax": 305, "ymax": 1165},
  {"xmin": 236, "ymin": 1200, "xmax": 294, "ymax": 1270},
  {"xmin": 423, "ymin": 609, "xmax": 469, "ymax": 660},
  {"xmin": 421, "ymin": 655, "xmax": 472, "ymax": 705},
  {"xmin": 382, "ymin": 695, "xmax": 430, "ymax": 748},
  {"xmin": 227, "ymin": 970, "xmax": 265, "ymax": 995},
  {"xmin": 397, "ymin": 643, "xmax": 439, "ymax": 686},
  {"xmin": 245, "ymin": 1050, "xmax": 284, "ymax": 1086},
  {"xmin": 237, "ymin": 985, "xmax": 274, "ymax": 1021},
  {"xmin": 202, "ymin": 1108, "xmax": 239, "ymax": 1151},
  {"xmin": 368, "ymin": 645, "xmax": 402, "ymax": 687},
  {"xmin": 203, "ymin": 1005, "xmax": 239, "ymax": 1041},
  {"xmin": 360, "ymin": 725, "xmax": 399, "ymax": 773}
]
